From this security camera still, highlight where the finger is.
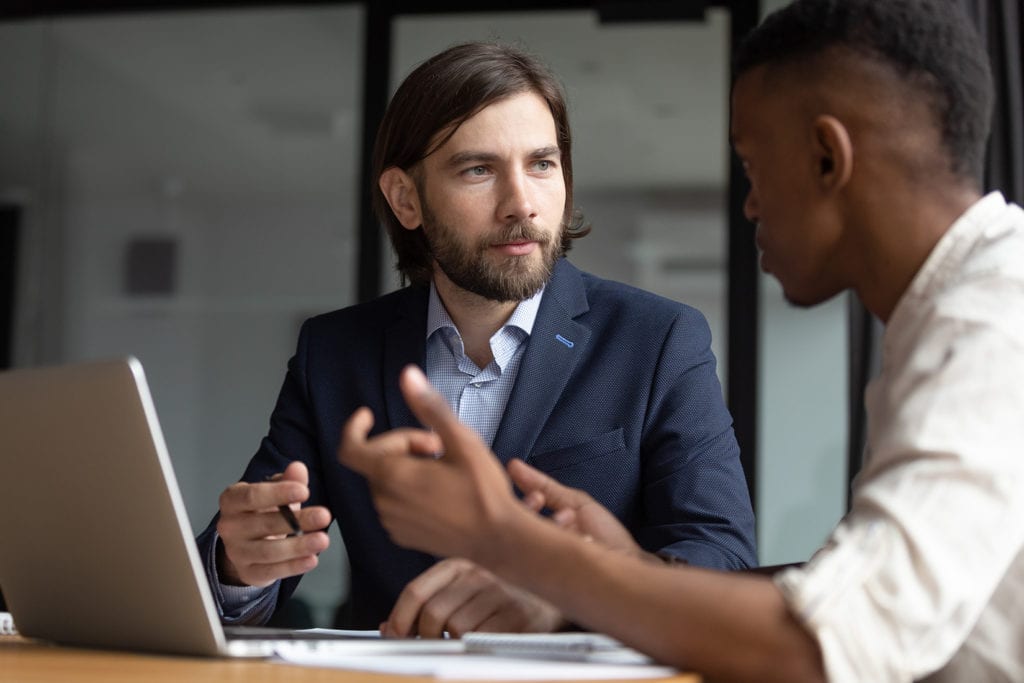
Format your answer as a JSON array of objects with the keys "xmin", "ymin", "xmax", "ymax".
[
  {"xmin": 414, "ymin": 570, "xmax": 498, "ymax": 638},
  {"xmin": 338, "ymin": 407, "xmax": 376, "ymax": 474},
  {"xmin": 228, "ymin": 531, "xmax": 330, "ymax": 586},
  {"xmin": 237, "ymin": 550, "xmax": 322, "ymax": 587},
  {"xmin": 398, "ymin": 365, "xmax": 488, "ymax": 463},
  {"xmin": 292, "ymin": 505, "xmax": 332, "ymax": 535},
  {"xmin": 237, "ymin": 557, "xmax": 317, "ymax": 589},
  {"xmin": 268, "ymin": 462, "xmax": 314, "ymax": 525},
  {"xmin": 339, "ymin": 408, "xmax": 442, "ymax": 476},
  {"xmin": 219, "ymin": 479, "xmax": 307, "ymax": 515},
  {"xmin": 226, "ymin": 529, "xmax": 329, "ymax": 566},
  {"xmin": 552, "ymin": 507, "xmax": 579, "ymax": 530},
  {"xmin": 522, "ymin": 490, "xmax": 546, "ymax": 513},
  {"xmin": 385, "ymin": 559, "xmax": 470, "ymax": 637},
  {"xmin": 219, "ymin": 507, "xmax": 309, "ymax": 541},
  {"xmin": 282, "ymin": 460, "xmax": 309, "ymax": 486},
  {"xmin": 442, "ymin": 586, "xmax": 509, "ymax": 637},
  {"xmin": 507, "ymin": 459, "xmax": 592, "ymax": 512}
]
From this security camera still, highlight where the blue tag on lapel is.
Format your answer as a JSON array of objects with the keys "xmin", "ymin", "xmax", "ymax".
[{"xmin": 555, "ymin": 334, "xmax": 574, "ymax": 348}]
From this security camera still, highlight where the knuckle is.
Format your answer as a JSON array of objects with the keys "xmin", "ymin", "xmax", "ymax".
[
  {"xmin": 218, "ymin": 484, "xmax": 242, "ymax": 510},
  {"xmin": 419, "ymin": 605, "xmax": 446, "ymax": 635},
  {"xmin": 450, "ymin": 558, "xmax": 473, "ymax": 572},
  {"xmin": 242, "ymin": 483, "xmax": 263, "ymax": 508},
  {"xmin": 466, "ymin": 564, "xmax": 494, "ymax": 586},
  {"xmin": 420, "ymin": 602, "xmax": 442, "ymax": 624},
  {"xmin": 215, "ymin": 518, "xmax": 233, "ymax": 540},
  {"xmin": 405, "ymin": 583, "xmax": 431, "ymax": 605}
]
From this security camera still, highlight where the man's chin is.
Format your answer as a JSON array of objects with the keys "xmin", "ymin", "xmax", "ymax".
[{"xmin": 781, "ymin": 284, "xmax": 841, "ymax": 310}]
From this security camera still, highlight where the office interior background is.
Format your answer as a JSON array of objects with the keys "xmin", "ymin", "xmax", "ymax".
[{"xmin": 1, "ymin": 0, "xmax": 1019, "ymax": 626}]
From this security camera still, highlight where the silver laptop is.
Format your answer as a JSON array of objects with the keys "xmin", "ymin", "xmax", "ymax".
[{"xmin": 0, "ymin": 357, "xmax": 375, "ymax": 657}]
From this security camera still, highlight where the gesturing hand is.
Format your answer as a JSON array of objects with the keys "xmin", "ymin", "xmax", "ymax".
[
  {"xmin": 511, "ymin": 459, "xmax": 644, "ymax": 557},
  {"xmin": 338, "ymin": 365, "xmax": 521, "ymax": 563}
]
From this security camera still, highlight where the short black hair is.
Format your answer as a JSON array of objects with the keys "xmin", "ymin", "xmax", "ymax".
[{"xmin": 734, "ymin": 0, "xmax": 993, "ymax": 184}]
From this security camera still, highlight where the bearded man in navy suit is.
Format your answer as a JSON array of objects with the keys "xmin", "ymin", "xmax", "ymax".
[{"xmin": 197, "ymin": 41, "xmax": 756, "ymax": 636}]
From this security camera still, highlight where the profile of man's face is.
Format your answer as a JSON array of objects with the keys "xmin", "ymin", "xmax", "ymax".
[
  {"xmin": 415, "ymin": 92, "xmax": 568, "ymax": 303},
  {"xmin": 731, "ymin": 68, "xmax": 849, "ymax": 309}
]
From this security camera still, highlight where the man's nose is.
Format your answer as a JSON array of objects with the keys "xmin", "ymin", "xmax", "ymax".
[
  {"xmin": 498, "ymin": 172, "xmax": 537, "ymax": 223},
  {"xmin": 743, "ymin": 189, "xmax": 759, "ymax": 224}
]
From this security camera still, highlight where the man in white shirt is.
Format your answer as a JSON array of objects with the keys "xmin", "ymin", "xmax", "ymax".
[{"xmin": 339, "ymin": 0, "xmax": 1024, "ymax": 681}]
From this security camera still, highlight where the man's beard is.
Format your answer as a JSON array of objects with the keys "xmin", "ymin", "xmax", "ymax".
[{"xmin": 422, "ymin": 205, "xmax": 561, "ymax": 303}]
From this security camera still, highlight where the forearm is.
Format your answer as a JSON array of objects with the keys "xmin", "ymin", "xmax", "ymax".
[{"xmin": 477, "ymin": 510, "xmax": 824, "ymax": 683}]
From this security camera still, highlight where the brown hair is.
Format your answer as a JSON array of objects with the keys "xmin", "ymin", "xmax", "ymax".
[{"xmin": 372, "ymin": 41, "xmax": 589, "ymax": 286}]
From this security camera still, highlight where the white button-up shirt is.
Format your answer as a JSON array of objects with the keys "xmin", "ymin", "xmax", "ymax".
[{"xmin": 776, "ymin": 192, "xmax": 1024, "ymax": 682}]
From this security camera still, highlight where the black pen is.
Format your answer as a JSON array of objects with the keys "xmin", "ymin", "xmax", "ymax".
[
  {"xmin": 278, "ymin": 504, "xmax": 303, "ymax": 537},
  {"xmin": 266, "ymin": 474, "xmax": 303, "ymax": 537}
]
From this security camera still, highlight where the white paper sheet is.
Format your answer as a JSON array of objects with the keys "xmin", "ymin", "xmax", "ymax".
[{"xmin": 271, "ymin": 634, "xmax": 678, "ymax": 680}]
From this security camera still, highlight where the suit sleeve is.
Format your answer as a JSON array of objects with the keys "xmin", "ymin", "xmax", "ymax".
[
  {"xmin": 195, "ymin": 319, "xmax": 331, "ymax": 622},
  {"xmin": 635, "ymin": 307, "xmax": 758, "ymax": 570}
]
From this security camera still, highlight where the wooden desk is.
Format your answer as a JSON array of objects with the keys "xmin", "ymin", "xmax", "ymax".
[{"xmin": 0, "ymin": 636, "xmax": 700, "ymax": 683}]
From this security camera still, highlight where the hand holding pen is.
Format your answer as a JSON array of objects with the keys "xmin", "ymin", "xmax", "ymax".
[
  {"xmin": 264, "ymin": 471, "xmax": 304, "ymax": 537},
  {"xmin": 214, "ymin": 461, "xmax": 332, "ymax": 588}
]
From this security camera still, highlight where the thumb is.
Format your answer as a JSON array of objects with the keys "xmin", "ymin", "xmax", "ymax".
[
  {"xmin": 399, "ymin": 365, "xmax": 486, "ymax": 463},
  {"xmin": 507, "ymin": 458, "xmax": 590, "ymax": 512},
  {"xmin": 282, "ymin": 460, "xmax": 309, "ymax": 486}
]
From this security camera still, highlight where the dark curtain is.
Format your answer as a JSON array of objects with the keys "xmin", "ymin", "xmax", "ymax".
[
  {"xmin": 845, "ymin": 0, "xmax": 1024, "ymax": 507},
  {"xmin": 964, "ymin": 0, "xmax": 1024, "ymax": 205}
]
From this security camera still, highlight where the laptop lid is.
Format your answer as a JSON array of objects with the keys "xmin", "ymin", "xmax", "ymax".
[{"xmin": 0, "ymin": 357, "xmax": 229, "ymax": 656}]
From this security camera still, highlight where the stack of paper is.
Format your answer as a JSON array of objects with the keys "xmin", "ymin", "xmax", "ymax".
[{"xmin": 272, "ymin": 632, "xmax": 678, "ymax": 680}]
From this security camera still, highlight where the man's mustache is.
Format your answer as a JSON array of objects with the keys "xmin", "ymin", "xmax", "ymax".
[{"xmin": 489, "ymin": 222, "xmax": 549, "ymax": 246}]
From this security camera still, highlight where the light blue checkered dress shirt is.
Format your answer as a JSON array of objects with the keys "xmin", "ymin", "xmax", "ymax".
[{"xmin": 425, "ymin": 283, "xmax": 542, "ymax": 446}]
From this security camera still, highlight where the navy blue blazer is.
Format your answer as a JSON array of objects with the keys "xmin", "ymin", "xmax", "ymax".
[{"xmin": 198, "ymin": 259, "xmax": 756, "ymax": 627}]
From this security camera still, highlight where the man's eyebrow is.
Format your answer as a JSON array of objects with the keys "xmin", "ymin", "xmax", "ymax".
[
  {"xmin": 445, "ymin": 151, "xmax": 501, "ymax": 168},
  {"xmin": 444, "ymin": 146, "xmax": 561, "ymax": 169},
  {"xmin": 529, "ymin": 145, "xmax": 561, "ymax": 159}
]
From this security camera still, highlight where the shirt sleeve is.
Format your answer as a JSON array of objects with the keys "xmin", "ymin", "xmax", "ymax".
[
  {"xmin": 203, "ymin": 530, "xmax": 280, "ymax": 625},
  {"xmin": 636, "ymin": 308, "xmax": 758, "ymax": 570},
  {"xmin": 775, "ymin": 315, "xmax": 1024, "ymax": 682}
]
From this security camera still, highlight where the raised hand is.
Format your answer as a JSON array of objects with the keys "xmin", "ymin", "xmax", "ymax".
[
  {"xmin": 338, "ymin": 365, "xmax": 521, "ymax": 563},
  {"xmin": 509, "ymin": 458, "xmax": 644, "ymax": 557}
]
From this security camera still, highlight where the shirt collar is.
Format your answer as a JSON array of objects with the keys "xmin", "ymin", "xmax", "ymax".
[
  {"xmin": 426, "ymin": 281, "xmax": 545, "ymax": 341},
  {"xmin": 888, "ymin": 191, "xmax": 1008, "ymax": 330}
]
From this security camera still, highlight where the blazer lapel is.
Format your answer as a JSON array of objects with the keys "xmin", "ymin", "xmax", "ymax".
[
  {"xmin": 383, "ymin": 286, "xmax": 429, "ymax": 431},
  {"xmin": 492, "ymin": 259, "xmax": 591, "ymax": 465}
]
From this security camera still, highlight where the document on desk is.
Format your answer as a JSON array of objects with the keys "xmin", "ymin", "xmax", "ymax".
[{"xmin": 272, "ymin": 632, "xmax": 678, "ymax": 680}]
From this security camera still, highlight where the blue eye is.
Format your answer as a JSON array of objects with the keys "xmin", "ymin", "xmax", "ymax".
[{"xmin": 463, "ymin": 165, "xmax": 491, "ymax": 178}]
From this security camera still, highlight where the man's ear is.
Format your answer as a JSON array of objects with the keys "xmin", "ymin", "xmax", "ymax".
[
  {"xmin": 378, "ymin": 167, "xmax": 423, "ymax": 230},
  {"xmin": 812, "ymin": 115, "xmax": 853, "ymax": 192}
]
